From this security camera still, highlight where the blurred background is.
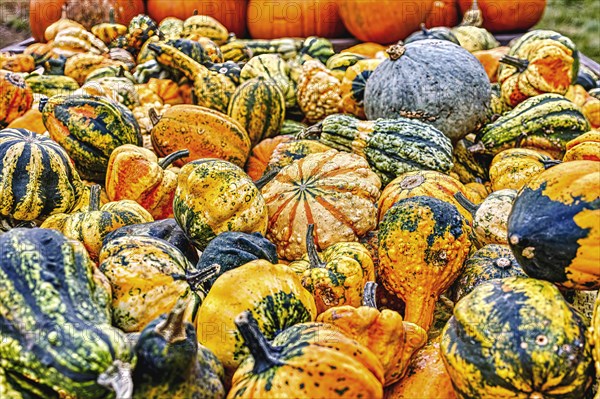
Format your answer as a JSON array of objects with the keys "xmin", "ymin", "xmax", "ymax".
[{"xmin": 1, "ymin": 0, "xmax": 598, "ymax": 61}]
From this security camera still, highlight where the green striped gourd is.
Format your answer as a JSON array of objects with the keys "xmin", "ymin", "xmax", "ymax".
[
  {"xmin": 340, "ymin": 59, "xmax": 383, "ymax": 119},
  {"xmin": 182, "ymin": 14, "xmax": 229, "ymax": 45},
  {"xmin": 40, "ymin": 94, "xmax": 142, "ymax": 181},
  {"xmin": 239, "ymin": 38, "xmax": 302, "ymax": 60},
  {"xmin": 85, "ymin": 65, "xmax": 136, "ymax": 83},
  {"xmin": 451, "ymin": 26, "xmax": 499, "ymax": 52},
  {"xmin": 299, "ymin": 36, "xmax": 335, "ymax": 64},
  {"xmin": 0, "ymin": 228, "xmax": 135, "ymax": 399},
  {"xmin": 325, "ymin": 52, "xmax": 368, "ymax": 81},
  {"xmin": 441, "ymin": 277, "xmax": 593, "ymax": 398},
  {"xmin": 0, "ymin": 128, "xmax": 84, "ymax": 221},
  {"xmin": 280, "ymin": 119, "xmax": 307, "ymax": 136},
  {"xmin": 24, "ymin": 74, "xmax": 80, "ymax": 98},
  {"xmin": 220, "ymin": 40, "xmax": 253, "ymax": 63},
  {"xmin": 240, "ymin": 53, "xmax": 296, "ymax": 108},
  {"xmin": 228, "ymin": 76, "xmax": 286, "ymax": 147},
  {"xmin": 472, "ymin": 93, "xmax": 590, "ymax": 158},
  {"xmin": 306, "ymin": 114, "xmax": 454, "ymax": 185}
]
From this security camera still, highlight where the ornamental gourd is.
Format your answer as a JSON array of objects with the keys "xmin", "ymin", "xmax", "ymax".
[
  {"xmin": 106, "ymin": 145, "xmax": 189, "ymax": 219},
  {"xmin": 0, "ymin": 128, "xmax": 84, "ymax": 221},
  {"xmin": 563, "ymin": 130, "xmax": 600, "ymax": 162},
  {"xmin": 261, "ymin": 150, "xmax": 381, "ymax": 261},
  {"xmin": 488, "ymin": 148, "xmax": 561, "ymax": 191},
  {"xmin": 196, "ymin": 260, "xmax": 317, "ymax": 379},
  {"xmin": 441, "ymin": 277, "xmax": 593, "ymax": 398},
  {"xmin": 364, "ymin": 40, "xmax": 491, "ymax": 142},
  {"xmin": 499, "ymin": 30, "xmax": 579, "ymax": 107},
  {"xmin": 0, "ymin": 70, "xmax": 33, "ymax": 128},
  {"xmin": 340, "ymin": 58, "xmax": 384, "ymax": 119},
  {"xmin": 296, "ymin": 60, "xmax": 342, "ymax": 123},
  {"xmin": 245, "ymin": 135, "xmax": 293, "ymax": 180},
  {"xmin": 317, "ymin": 282, "xmax": 427, "ymax": 386},
  {"xmin": 132, "ymin": 301, "xmax": 226, "ymax": 399},
  {"xmin": 229, "ymin": 311, "xmax": 385, "ymax": 398},
  {"xmin": 378, "ymin": 196, "xmax": 472, "ymax": 331},
  {"xmin": 99, "ymin": 234, "xmax": 212, "ymax": 332},
  {"xmin": 41, "ymin": 185, "xmax": 154, "ymax": 261},
  {"xmin": 265, "ymin": 139, "xmax": 332, "ymax": 174},
  {"xmin": 0, "ymin": 228, "xmax": 134, "ymax": 399},
  {"xmin": 404, "ymin": 25, "xmax": 460, "ymax": 45},
  {"xmin": 566, "ymin": 84, "xmax": 600, "ymax": 128},
  {"xmin": 508, "ymin": 161, "xmax": 600, "ymax": 290},
  {"xmin": 151, "ymin": 105, "xmax": 251, "ymax": 169},
  {"xmin": 289, "ymin": 225, "xmax": 376, "ymax": 313},
  {"xmin": 92, "ymin": 8, "xmax": 128, "ymax": 45},
  {"xmin": 40, "ymin": 94, "xmax": 143, "ymax": 181},
  {"xmin": 174, "ymin": 159, "xmax": 268, "ymax": 250},
  {"xmin": 239, "ymin": 54, "xmax": 295, "ymax": 108},
  {"xmin": 451, "ymin": 25, "xmax": 499, "ymax": 52},
  {"xmin": 182, "ymin": 13, "xmax": 229, "ymax": 45},
  {"xmin": 472, "ymin": 46, "xmax": 510, "ymax": 82}
]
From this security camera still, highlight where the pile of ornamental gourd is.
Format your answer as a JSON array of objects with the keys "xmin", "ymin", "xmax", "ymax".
[{"xmin": 0, "ymin": 9, "xmax": 599, "ymax": 399}]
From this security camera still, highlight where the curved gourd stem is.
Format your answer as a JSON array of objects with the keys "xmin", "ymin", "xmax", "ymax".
[
  {"xmin": 500, "ymin": 55, "xmax": 529, "ymax": 72},
  {"xmin": 117, "ymin": 65, "xmax": 125, "ymax": 78},
  {"xmin": 386, "ymin": 44, "xmax": 406, "ymax": 61},
  {"xmin": 460, "ymin": 0, "xmax": 483, "ymax": 27},
  {"xmin": 253, "ymin": 167, "xmax": 281, "ymax": 190},
  {"xmin": 155, "ymin": 299, "xmax": 188, "ymax": 343},
  {"xmin": 61, "ymin": 4, "xmax": 68, "ymax": 19},
  {"xmin": 297, "ymin": 122, "xmax": 323, "ymax": 140},
  {"xmin": 147, "ymin": 43, "xmax": 163, "ymax": 55},
  {"xmin": 542, "ymin": 159, "xmax": 562, "ymax": 169},
  {"xmin": 97, "ymin": 360, "xmax": 133, "ymax": 399},
  {"xmin": 306, "ymin": 224, "xmax": 326, "ymax": 269},
  {"xmin": 419, "ymin": 23, "xmax": 429, "ymax": 36},
  {"xmin": 454, "ymin": 192, "xmax": 479, "ymax": 217},
  {"xmin": 234, "ymin": 311, "xmax": 283, "ymax": 374},
  {"xmin": 467, "ymin": 141, "xmax": 486, "ymax": 153},
  {"xmin": 38, "ymin": 97, "xmax": 48, "ymax": 113},
  {"xmin": 158, "ymin": 149, "xmax": 190, "ymax": 169},
  {"xmin": 362, "ymin": 282, "xmax": 378, "ymax": 308},
  {"xmin": 183, "ymin": 264, "xmax": 221, "ymax": 292},
  {"xmin": 148, "ymin": 108, "xmax": 161, "ymax": 126},
  {"xmin": 193, "ymin": 9, "xmax": 199, "ymax": 16},
  {"xmin": 108, "ymin": 7, "xmax": 115, "ymax": 24},
  {"xmin": 89, "ymin": 184, "xmax": 102, "ymax": 212}
]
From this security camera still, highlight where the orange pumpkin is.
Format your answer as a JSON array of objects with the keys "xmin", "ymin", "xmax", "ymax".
[
  {"xmin": 245, "ymin": 135, "xmax": 293, "ymax": 180},
  {"xmin": 338, "ymin": 0, "xmax": 434, "ymax": 44},
  {"xmin": 425, "ymin": 0, "xmax": 459, "ymax": 28},
  {"xmin": 342, "ymin": 43, "xmax": 388, "ymax": 58},
  {"xmin": 247, "ymin": 0, "xmax": 347, "ymax": 39},
  {"xmin": 146, "ymin": 0, "xmax": 248, "ymax": 37},
  {"xmin": 473, "ymin": 46, "xmax": 510, "ymax": 83},
  {"xmin": 6, "ymin": 109, "xmax": 46, "ymax": 134},
  {"xmin": 29, "ymin": 0, "xmax": 146, "ymax": 42},
  {"xmin": 458, "ymin": 0, "xmax": 547, "ymax": 33}
]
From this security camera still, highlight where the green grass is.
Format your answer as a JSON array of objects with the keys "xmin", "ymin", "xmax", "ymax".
[{"xmin": 535, "ymin": 0, "xmax": 600, "ymax": 62}]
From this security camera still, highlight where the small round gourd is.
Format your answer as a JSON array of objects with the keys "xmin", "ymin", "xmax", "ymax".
[
  {"xmin": 365, "ymin": 40, "xmax": 491, "ymax": 142},
  {"xmin": 0, "ymin": 70, "xmax": 33, "ymax": 127}
]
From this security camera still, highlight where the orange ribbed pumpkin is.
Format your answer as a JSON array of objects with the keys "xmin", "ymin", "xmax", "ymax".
[
  {"xmin": 458, "ymin": 0, "xmax": 547, "ymax": 33},
  {"xmin": 247, "ymin": 0, "xmax": 347, "ymax": 39},
  {"xmin": 338, "ymin": 0, "xmax": 434, "ymax": 44},
  {"xmin": 29, "ymin": 0, "xmax": 145, "ymax": 43},
  {"xmin": 425, "ymin": 0, "xmax": 459, "ymax": 28},
  {"xmin": 146, "ymin": 0, "xmax": 248, "ymax": 37}
]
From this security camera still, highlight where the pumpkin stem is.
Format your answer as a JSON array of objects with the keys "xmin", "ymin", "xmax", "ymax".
[
  {"xmin": 183, "ymin": 264, "xmax": 221, "ymax": 292},
  {"xmin": 60, "ymin": 4, "xmax": 68, "ymax": 20},
  {"xmin": 420, "ymin": 23, "xmax": 429, "ymax": 35},
  {"xmin": 148, "ymin": 108, "xmax": 161, "ymax": 126},
  {"xmin": 158, "ymin": 149, "xmax": 190, "ymax": 169},
  {"xmin": 155, "ymin": 299, "xmax": 189, "ymax": 343},
  {"xmin": 362, "ymin": 282, "xmax": 378, "ymax": 308},
  {"xmin": 305, "ymin": 224, "xmax": 326, "ymax": 268},
  {"xmin": 108, "ymin": 7, "xmax": 115, "ymax": 24},
  {"xmin": 298, "ymin": 122, "xmax": 323, "ymax": 140},
  {"xmin": 89, "ymin": 184, "xmax": 102, "ymax": 212},
  {"xmin": 499, "ymin": 55, "xmax": 529, "ymax": 72},
  {"xmin": 97, "ymin": 360, "xmax": 133, "ymax": 399},
  {"xmin": 38, "ymin": 97, "xmax": 48, "ymax": 112},
  {"xmin": 234, "ymin": 311, "xmax": 283, "ymax": 374},
  {"xmin": 193, "ymin": 9, "xmax": 199, "ymax": 16},
  {"xmin": 386, "ymin": 44, "xmax": 406, "ymax": 61},
  {"xmin": 460, "ymin": 0, "xmax": 483, "ymax": 27},
  {"xmin": 542, "ymin": 159, "xmax": 562, "ymax": 169},
  {"xmin": 253, "ymin": 167, "xmax": 281, "ymax": 190},
  {"xmin": 454, "ymin": 192, "xmax": 479, "ymax": 216}
]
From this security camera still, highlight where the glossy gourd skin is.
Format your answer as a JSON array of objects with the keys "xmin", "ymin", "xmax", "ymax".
[
  {"xmin": 364, "ymin": 40, "xmax": 491, "ymax": 142},
  {"xmin": 378, "ymin": 196, "xmax": 472, "ymax": 331},
  {"xmin": 99, "ymin": 234, "xmax": 206, "ymax": 332},
  {"xmin": 244, "ymin": 135, "xmax": 293, "ymax": 180},
  {"xmin": 472, "ymin": 46, "xmax": 510, "ymax": 83},
  {"xmin": 40, "ymin": 94, "xmax": 143, "ymax": 181},
  {"xmin": 228, "ymin": 312, "xmax": 385, "ymax": 399},
  {"xmin": 317, "ymin": 283, "xmax": 427, "ymax": 386},
  {"xmin": 450, "ymin": 244, "xmax": 526, "ymax": 302},
  {"xmin": 473, "ymin": 93, "xmax": 590, "ymax": 158},
  {"xmin": 451, "ymin": 26, "xmax": 500, "ymax": 53},
  {"xmin": 441, "ymin": 277, "xmax": 593, "ymax": 399},
  {"xmin": 265, "ymin": 139, "xmax": 332, "ymax": 174},
  {"xmin": 563, "ymin": 130, "xmax": 600, "ymax": 162},
  {"xmin": 103, "ymin": 218, "xmax": 199, "ymax": 264},
  {"xmin": 508, "ymin": 161, "xmax": 600, "ymax": 290},
  {"xmin": 174, "ymin": 159, "xmax": 268, "ymax": 250},
  {"xmin": 239, "ymin": 54, "xmax": 295, "ymax": 109},
  {"xmin": 499, "ymin": 30, "xmax": 579, "ymax": 107},
  {"xmin": 0, "ymin": 228, "xmax": 134, "ymax": 399},
  {"xmin": 106, "ymin": 145, "xmax": 188, "ymax": 219},
  {"xmin": 489, "ymin": 148, "xmax": 561, "ymax": 191},
  {"xmin": 196, "ymin": 260, "xmax": 317, "ymax": 379},
  {"xmin": 312, "ymin": 114, "xmax": 454, "ymax": 186},
  {"xmin": 41, "ymin": 185, "xmax": 154, "ymax": 261},
  {"xmin": 377, "ymin": 170, "xmax": 473, "ymax": 224},
  {"xmin": 289, "ymin": 225, "xmax": 376, "ymax": 313},
  {"xmin": 261, "ymin": 149, "xmax": 381, "ymax": 261},
  {"xmin": 151, "ymin": 104, "xmax": 251, "ymax": 169},
  {"xmin": 196, "ymin": 231, "xmax": 278, "ymax": 288},
  {"xmin": 132, "ymin": 302, "xmax": 225, "ymax": 399},
  {"xmin": 0, "ymin": 128, "xmax": 84, "ymax": 221},
  {"xmin": 339, "ymin": 58, "xmax": 384, "ymax": 119},
  {"xmin": 0, "ymin": 70, "xmax": 33, "ymax": 128},
  {"xmin": 326, "ymin": 52, "xmax": 368, "ymax": 81}
]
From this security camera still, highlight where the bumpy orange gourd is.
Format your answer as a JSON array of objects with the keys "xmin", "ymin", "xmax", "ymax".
[
  {"xmin": 489, "ymin": 148, "xmax": 561, "ymax": 191},
  {"xmin": 105, "ymin": 145, "xmax": 189, "ymax": 219},
  {"xmin": 473, "ymin": 46, "xmax": 509, "ymax": 83},
  {"xmin": 563, "ymin": 130, "xmax": 600, "ymax": 162}
]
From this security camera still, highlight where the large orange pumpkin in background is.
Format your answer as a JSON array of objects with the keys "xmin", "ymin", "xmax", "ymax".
[
  {"xmin": 247, "ymin": 0, "xmax": 347, "ymax": 39},
  {"xmin": 425, "ymin": 0, "xmax": 459, "ymax": 28},
  {"xmin": 146, "ymin": 0, "xmax": 248, "ymax": 37},
  {"xmin": 29, "ymin": 0, "xmax": 145, "ymax": 42},
  {"xmin": 458, "ymin": 0, "xmax": 547, "ymax": 33},
  {"xmin": 338, "ymin": 0, "xmax": 435, "ymax": 44}
]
